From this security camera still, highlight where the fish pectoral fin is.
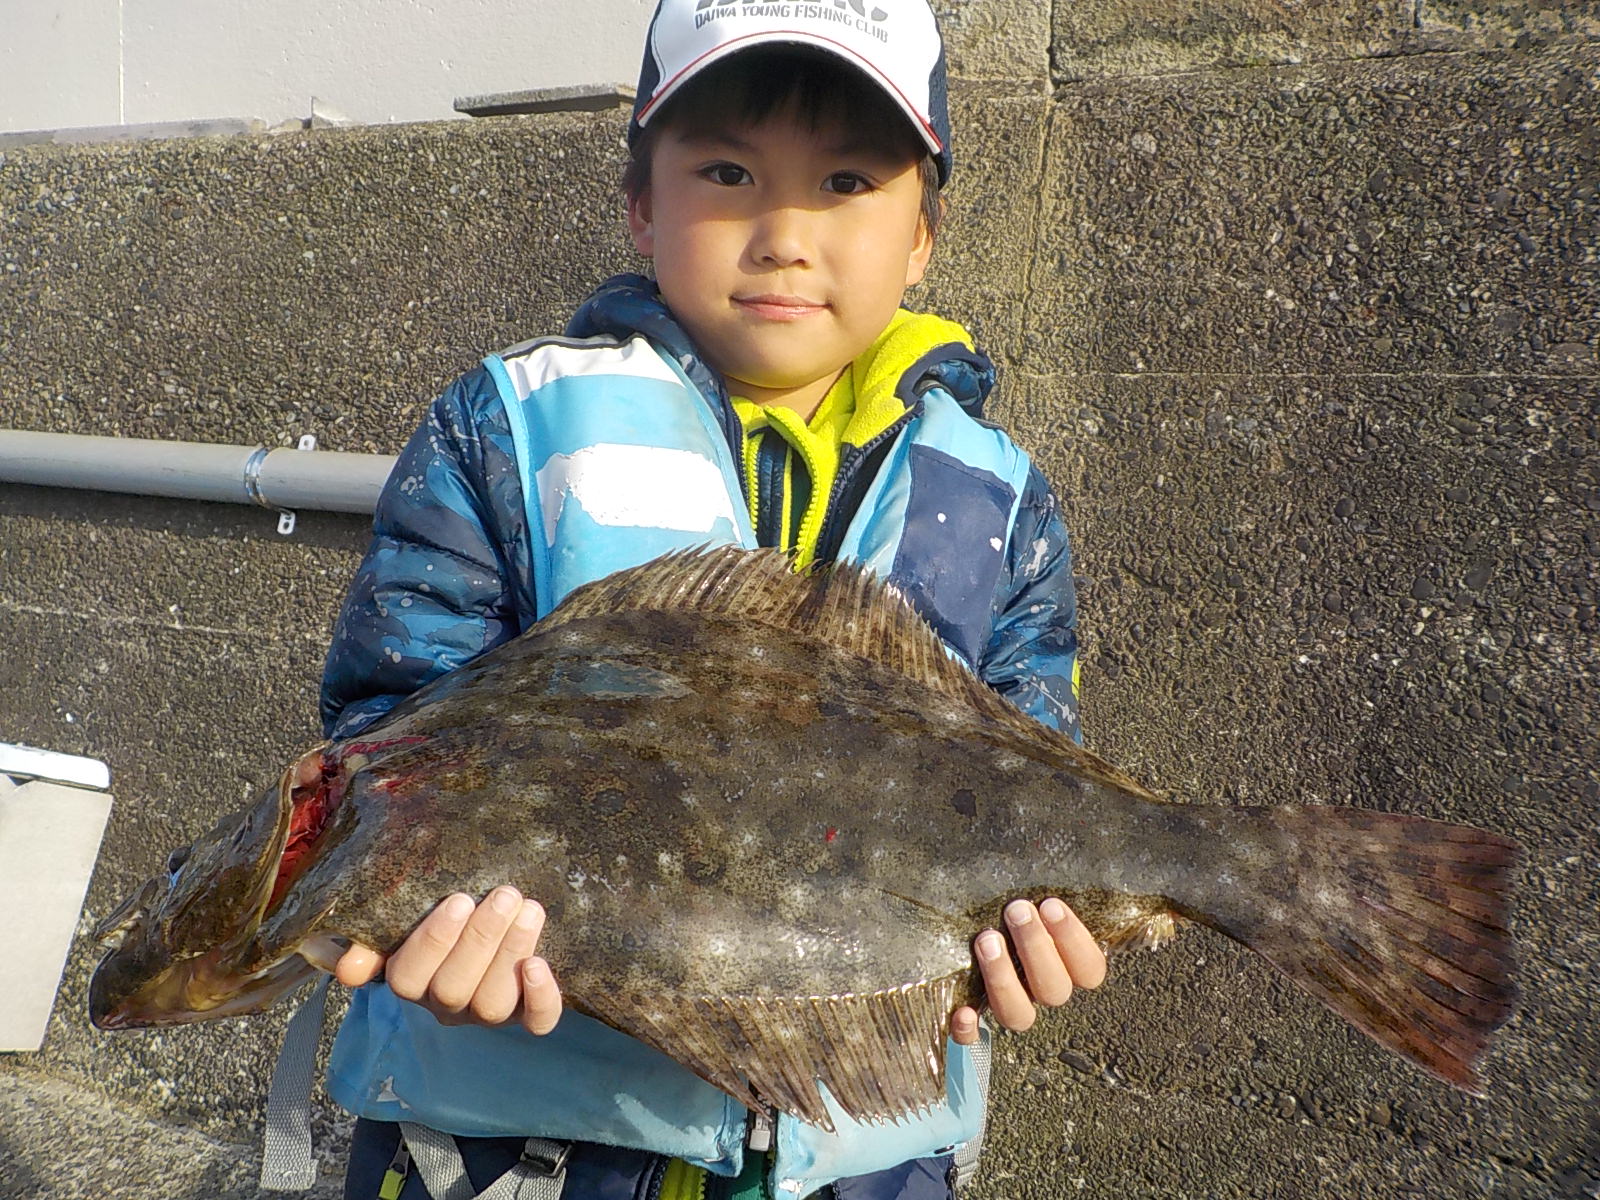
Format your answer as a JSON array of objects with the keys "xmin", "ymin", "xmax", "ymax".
[
  {"xmin": 297, "ymin": 933, "xmax": 352, "ymax": 974},
  {"xmin": 581, "ymin": 974, "xmax": 968, "ymax": 1132},
  {"xmin": 1042, "ymin": 889, "xmax": 1185, "ymax": 955}
]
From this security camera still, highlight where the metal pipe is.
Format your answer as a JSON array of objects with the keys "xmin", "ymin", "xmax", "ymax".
[{"xmin": 0, "ymin": 429, "xmax": 396, "ymax": 514}]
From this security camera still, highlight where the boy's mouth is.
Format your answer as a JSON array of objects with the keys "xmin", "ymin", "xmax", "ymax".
[{"xmin": 733, "ymin": 294, "xmax": 829, "ymax": 322}]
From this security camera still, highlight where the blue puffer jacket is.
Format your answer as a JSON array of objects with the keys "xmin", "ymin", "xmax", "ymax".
[{"xmin": 318, "ymin": 275, "xmax": 1081, "ymax": 1197}]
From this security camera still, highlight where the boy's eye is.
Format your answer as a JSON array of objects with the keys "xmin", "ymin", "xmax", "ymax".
[
  {"xmin": 702, "ymin": 163, "xmax": 751, "ymax": 187},
  {"xmin": 824, "ymin": 172, "xmax": 873, "ymax": 195}
]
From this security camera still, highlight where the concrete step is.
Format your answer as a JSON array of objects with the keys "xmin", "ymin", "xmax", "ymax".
[{"xmin": 0, "ymin": 1068, "xmax": 347, "ymax": 1199}]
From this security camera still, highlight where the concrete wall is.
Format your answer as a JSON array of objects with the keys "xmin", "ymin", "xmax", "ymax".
[
  {"xmin": 0, "ymin": 0, "xmax": 653, "ymax": 134},
  {"xmin": 2, "ymin": 1, "xmax": 1597, "ymax": 1197}
]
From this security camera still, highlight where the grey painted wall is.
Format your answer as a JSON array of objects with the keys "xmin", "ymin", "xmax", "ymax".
[
  {"xmin": 0, "ymin": 0, "xmax": 655, "ymax": 135},
  {"xmin": 1, "ymin": 1, "xmax": 1596, "ymax": 1197}
]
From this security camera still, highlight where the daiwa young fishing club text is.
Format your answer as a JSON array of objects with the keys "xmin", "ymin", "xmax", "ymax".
[{"xmin": 695, "ymin": 0, "xmax": 891, "ymax": 42}]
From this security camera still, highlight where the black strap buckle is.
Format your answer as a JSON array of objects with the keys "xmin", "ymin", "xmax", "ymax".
[{"xmin": 519, "ymin": 1138, "xmax": 571, "ymax": 1178}]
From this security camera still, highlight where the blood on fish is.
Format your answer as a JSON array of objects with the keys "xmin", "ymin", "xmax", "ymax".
[
  {"xmin": 271, "ymin": 766, "xmax": 344, "ymax": 907},
  {"xmin": 825, "ymin": 827, "xmax": 838, "ymax": 843},
  {"xmin": 333, "ymin": 734, "xmax": 428, "ymax": 761}
]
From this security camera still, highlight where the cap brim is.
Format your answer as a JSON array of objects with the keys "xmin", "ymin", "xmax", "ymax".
[{"xmin": 635, "ymin": 30, "xmax": 945, "ymax": 162}]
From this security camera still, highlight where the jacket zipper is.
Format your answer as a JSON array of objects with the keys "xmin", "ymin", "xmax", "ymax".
[
  {"xmin": 644, "ymin": 1155, "xmax": 667, "ymax": 1200},
  {"xmin": 811, "ymin": 409, "xmax": 915, "ymax": 566},
  {"xmin": 754, "ymin": 429, "xmax": 787, "ymax": 549}
]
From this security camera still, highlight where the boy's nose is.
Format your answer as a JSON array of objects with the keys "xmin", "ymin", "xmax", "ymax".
[{"xmin": 748, "ymin": 206, "xmax": 814, "ymax": 269}]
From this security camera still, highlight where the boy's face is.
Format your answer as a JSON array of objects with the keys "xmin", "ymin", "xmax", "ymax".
[{"xmin": 628, "ymin": 105, "xmax": 935, "ymax": 417}]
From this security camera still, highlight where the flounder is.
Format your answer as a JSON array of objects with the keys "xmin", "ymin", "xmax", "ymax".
[{"xmin": 90, "ymin": 547, "xmax": 1518, "ymax": 1127}]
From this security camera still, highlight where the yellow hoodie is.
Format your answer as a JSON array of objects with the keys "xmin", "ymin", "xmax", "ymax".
[{"xmin": 728, "ymin": 309, "xmax": 976, "ymax": 570}]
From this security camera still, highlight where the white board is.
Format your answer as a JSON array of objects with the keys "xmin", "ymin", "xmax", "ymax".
[{"xmin": 0, "ymin": 776, "xmax": 114, "ymax": 1051}]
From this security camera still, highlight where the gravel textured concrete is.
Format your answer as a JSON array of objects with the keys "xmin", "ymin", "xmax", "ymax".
[
  {"xmin": 0, "ymin": 1067, "xmax": 346, "ymax": 1199},
  {"xmin": 1, "ymin": 112, "xmax": 639, "ymax": 451},
  {"xmin": 1421, "ymin": 1, "xmax": 1600, "ymax": 51},
  {"xmin": 1029, "ymin": 46, "xmax": 1600, "ymax": 378},
  {"xmin": 1, "ymin": 7, "xmax": 1595, "ymax": 1199},
  {"xmin": 934, "ymin": 0, "xmax": 1052, "ymax": 83},
  {"xmin": 1050, "ymin": 0, "xmax": 1600, "ymax": 80},
  {"xmin": 981, "ymin": 370, "xmax": 1598, "ymax": 1198},
  {"xmin": 1052, "ymin": 0, "xmax": 1417, "ymax": 80}
]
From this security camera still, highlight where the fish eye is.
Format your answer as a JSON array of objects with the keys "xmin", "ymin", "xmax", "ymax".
[{"xmin": 166, "ymin": 845, "xmax": 191, "ymax": 879}]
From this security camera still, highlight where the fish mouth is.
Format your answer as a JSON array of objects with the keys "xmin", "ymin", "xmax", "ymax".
[
  {"xmin": 90, "ymin": 943, "xmax": 321, "ymax": 1030},
  {"xmin": 90, "ymin": 742, "xmax": 345, "ymax": 1031}
]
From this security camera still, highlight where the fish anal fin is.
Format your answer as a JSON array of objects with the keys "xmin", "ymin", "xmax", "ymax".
[{"xmin": 581, "ymin": 974, "xmax": 967, "ymax": 1131}]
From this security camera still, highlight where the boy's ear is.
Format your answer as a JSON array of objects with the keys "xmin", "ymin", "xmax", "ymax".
[
  {"xmin": 903, "ymin": 207, "xmax": 937, "ymax": 288},
  {"xmin": 627, "ymin": 188, "xmax": 655, "ymax": 258}
]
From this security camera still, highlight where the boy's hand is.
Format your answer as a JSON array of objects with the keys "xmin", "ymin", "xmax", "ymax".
[
  {"xmin": 334, "ymin": 887, "xmax": 564, "ymax": 1036},
  {"xmin": 950, "ymin": 898, "xmax": 1105, "ymax": 1044}
]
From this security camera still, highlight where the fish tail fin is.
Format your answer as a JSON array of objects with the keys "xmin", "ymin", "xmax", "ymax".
[{"xmin": 1184, "ymin": 805, "xmax": 1518, "ymax": 1094}]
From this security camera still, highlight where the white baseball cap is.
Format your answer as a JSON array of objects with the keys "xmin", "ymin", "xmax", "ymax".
[{"xmin": 630, "ymin": 0, "xmax": 953, "ymax": 185}]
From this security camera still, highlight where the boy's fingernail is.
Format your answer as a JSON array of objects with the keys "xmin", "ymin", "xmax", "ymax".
[
  {"xmin": 443, "ymin": 894, "xmax": 474, "ymax": 920},
  {"xmin": 514, "ymin": 900, "xmax": 543, "ymax": 930},
  {"xmin": 977, "ymin": 932, "xmax": 1004, "ymax": 961},
  {"xmin": 1005, "ymin": 900, "xmax": 1033, "ymax": 927},
  {"xmin": 1040, "ymin": 898, "xmax": 1068, "ymax": 923},
  {"xmin": 525, "ymin": 958, "xmax": 551, "ymax": 986},
  {"xmin": 490, "ymin": 887, "xmax": 519, "ymax": 915}
]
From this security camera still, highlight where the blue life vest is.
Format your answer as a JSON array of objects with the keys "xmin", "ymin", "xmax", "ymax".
[{"xmin": 325, "ymin": 332, "xmax": 1035, "ymax": 1197}]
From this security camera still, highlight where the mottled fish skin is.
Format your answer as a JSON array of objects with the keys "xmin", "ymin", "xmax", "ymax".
[
  {"xmin": 292, "ymin": 612, "xmax": 1158, "ymax": 991},
  {"xmin": 90, "ymin": 548, "xmax": 1518, "ymax": 1127}
]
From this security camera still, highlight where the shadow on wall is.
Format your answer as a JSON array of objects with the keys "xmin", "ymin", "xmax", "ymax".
[
  {"xmin": 0, "ymin": 1134, "xmax": 41, "ymax": 1200},
  {"xmin": 0, "ymin": 485, "xmax": 377, "ymax": 554}
]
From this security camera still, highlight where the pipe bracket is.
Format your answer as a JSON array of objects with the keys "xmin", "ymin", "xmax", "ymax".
[
  {"xmin": 242, "ymin": 446, "xmax": 272, "ymax": 509},
  {"xmin": 273, "ymin": 435, "xmax": 318, "ymax": 535}
]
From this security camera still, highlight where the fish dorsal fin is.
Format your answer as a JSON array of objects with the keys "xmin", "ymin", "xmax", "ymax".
[
  {"xmin": 541, "ymin": 546, "xmax": 955, "ymax": 686},
  {"xmin": 580, "ymin": 973, "xmax": 969, "ymax": 1130},
  {"xmin": 544, "ymin": 546, "xmax": 1158, "ymax": 801}
]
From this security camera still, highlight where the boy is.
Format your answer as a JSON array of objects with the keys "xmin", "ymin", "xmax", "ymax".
[{"xmin": 318, "ymin": 1, "xmax": 1106, "ymax": 1196}]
